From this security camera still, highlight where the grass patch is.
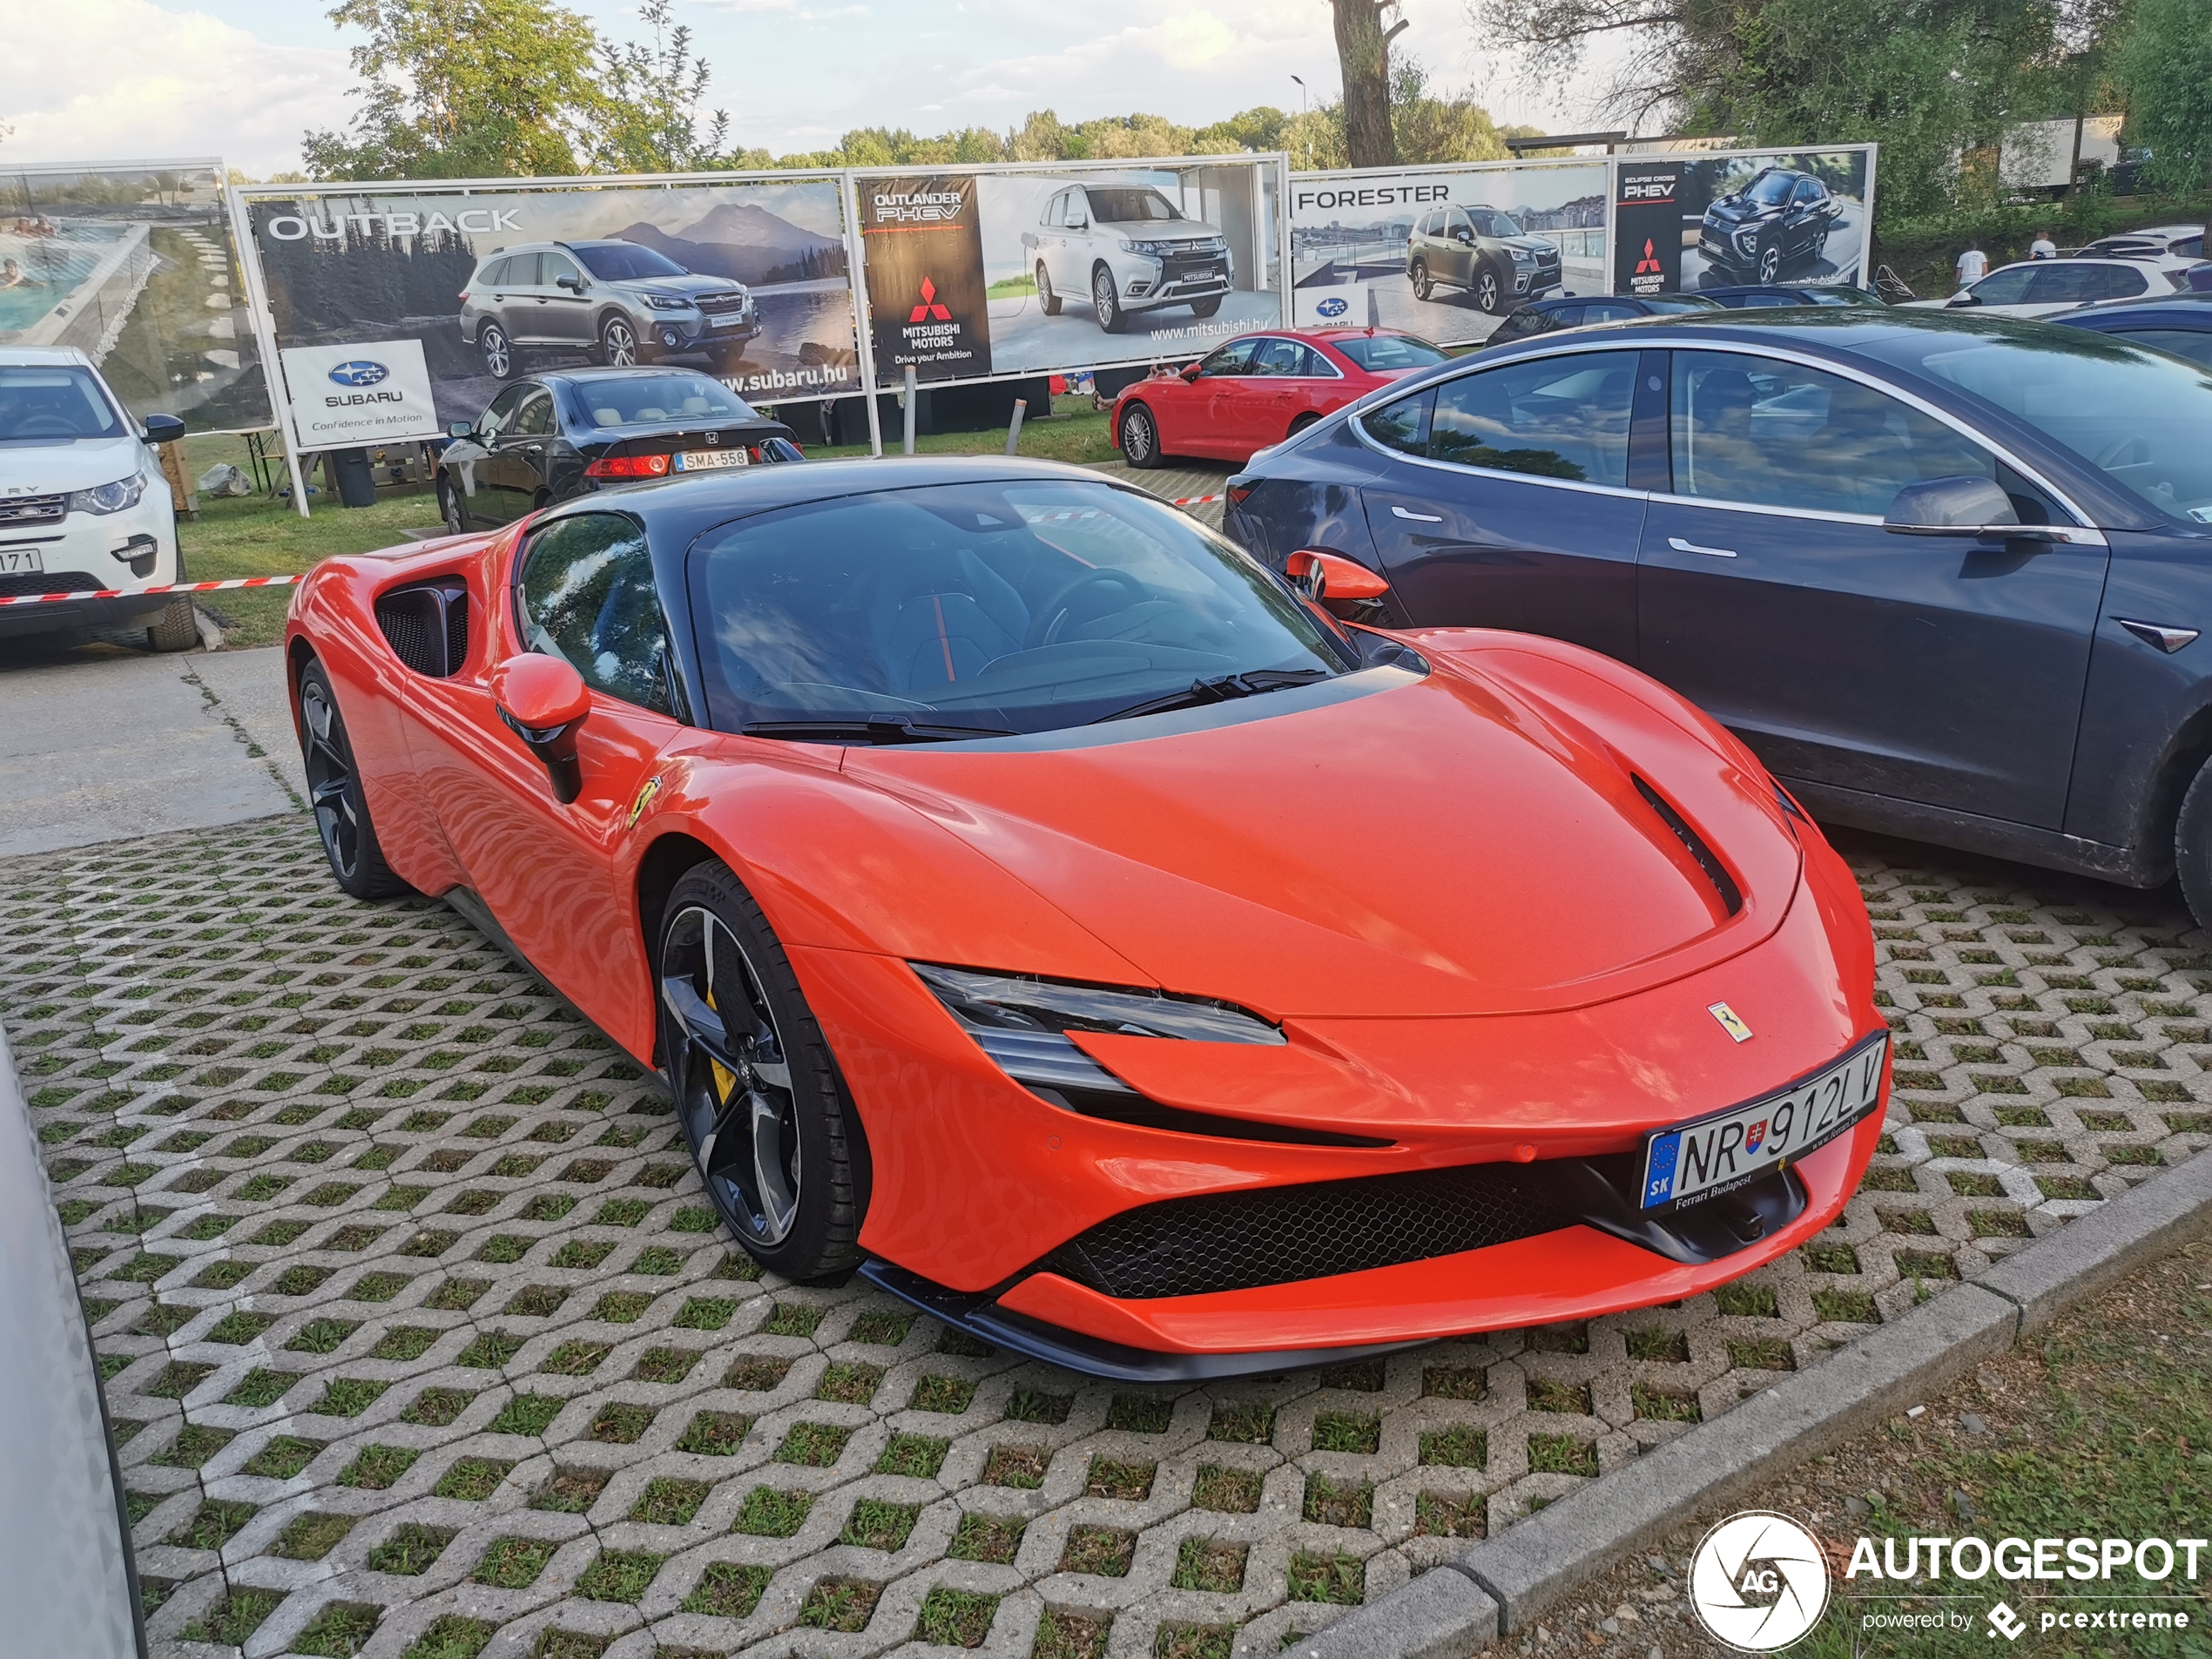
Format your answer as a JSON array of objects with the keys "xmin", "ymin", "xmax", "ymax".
[
  {"xmin": 295, "ymin": 1600, "xmax": 381, "ymax": 1656},
  {"xmin": 1207, "ymin": 1399, "xmax": 1275, "ymax": 1442},
  {"xmin": 840, "ymin": 1497, "xmax": 921, "ymax": 1550},
  {"xmin": 577, "ymin": 1548, "xmax": 664, "ymax": 1602},
  {"xmin": 630, "ymin": 1477, "xmax": 711, "ymax": 1525},
  {"xmin": 1302, "ymin": 1472, "xmax": 1372, "ymax": 1527},
  {"xmin": 1172, "ymin": 1535, "xmax": 1248, "ymax": 1593},
  {"xmin": 339, "ymin": 1443, "xmax": 419, "ymax": 1490},
  {"xmin": 1288, "ymin": 1549, "xmax": 1366, "ymax": 1604},
  {"xmin": 490, "ymin": 1392, "xmax": 563, "ymax": 1436},
  {"xmin": 950, "ymin": 1511, "xmax": 1025, "ymax": 1562},
  {"xmin": 1420, "ymin": 1425, "xmax": 1487, "ymax": 1467},
  {"xmin": 732, "ymin": 1483, "xmax": 813, "ymax": 1536},
  {"xmin": 1060, "ymin": 1523, "xmax": 1135, "ymax": 1576},
  {"xmin": 181, "ymin": 1588, "xmax": 284, "ymax": 1646},
  {"xmin": 401, "ymin": 1386, "xmax": 475, "ymax": 1426},
  {"xmin": 915, "ymin": 1586, "xmax": 1000, "ymax": 1647},
  {"xmin": 773, "ymin": 1420, "xmax": 850, "ymax": 1465},
  {"xmin": 1527, "ymin": 1433, "xmax": 1599, "ymax": 1476},
  {"xmin": 682, "ymin": 1561, "xmax": 771, "ymax": 1617},
  {"xmin": 434, "ymin": 1456, "xmax": 513, "ymax": 1501},
  {"xmin": 590, "ymin": 1401, "xmax": 657, "ymax": 1444},
  {"xmin": 529, "ymin": 1466, "xmax": 610, "ymax": 1514},
  {"xmin": 1312, "ymin": 1409, "xmax": 1380, "ymax": 1453},
  {"xmin": 472, "ymin": 1534, "xmax": 556, "ymax": 1588},
  {"xmin": 816, "ymin": 1360, "xmax": 884, "ymax": 1403},
  {"xmin": 1086, "ymin": 1455, "xmax": 1157, "ymax": 1500},
  {"xmin": 878, "ymin": 1432, "xmax": 950, "ymax": 1477},
  {"xmin": 677, "ymin": 1408, "xmax": 751, "ymax": 1454},
  {"xmin": 400, "ymin": 1615, "xmax": 496, "ymax": 1659},
  {"xmin": 797, "ymin": 1577, "xmax": 882, "ymax": 1633},
  {"xmin": 983, "ymin": 1443, "xmax": 1050, "ymax": 1487}
]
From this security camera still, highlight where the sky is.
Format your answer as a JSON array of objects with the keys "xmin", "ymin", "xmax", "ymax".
[{"xmin": 0, "ymin": 0, "xmax": 1630, "ymax": 180}]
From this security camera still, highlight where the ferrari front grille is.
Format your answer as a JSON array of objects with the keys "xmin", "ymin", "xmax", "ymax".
[
  {"xmin": 374, "ymin": 578, "xmax": 469, "ymax": 678},
  {"xmin": 1039, "ymin": 1163, "xmax": 1570, "ymax": 1299},
  {"xmin": 1633, "ymin": 775, "xmax": 1743, "ymax": 916}
]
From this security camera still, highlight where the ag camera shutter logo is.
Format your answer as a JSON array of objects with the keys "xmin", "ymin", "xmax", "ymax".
[
  {"xmin": 328, "ymin": 361, "xmax": 390, "ymax": 388},
  {"xmin": 1689, "ymin": 1512, "xmax": 1831, "ymax": 1650}
]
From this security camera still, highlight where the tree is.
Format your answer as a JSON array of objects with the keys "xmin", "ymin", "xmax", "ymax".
[
  {"xmin": 1333, "ymin": 0, "xmax": 1408, "ymax": 166},
  {"xmin": 2120, "ymin": 0, "xmax": 2212, "ymax": 193},
  {"xmin": 302, "ymin": 0, "xmax": 606, "ymax": 180},
  {"xmin": 595, "ymin": 0, "xmax": 730, "ymax": 173}
]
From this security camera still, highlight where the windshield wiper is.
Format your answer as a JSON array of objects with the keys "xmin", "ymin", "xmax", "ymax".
[
  {"xmin": 1094, "ymin": 668, "xmax": 1332, "ymax": 725},
  {"xmin": 740, "ymin": 718, "xmax": 1015, "ymax": 745}
]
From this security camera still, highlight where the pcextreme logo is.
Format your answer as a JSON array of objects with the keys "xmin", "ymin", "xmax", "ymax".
[{"xmin": 1689, "ymin": 1513, "xmax": 1830, "ymax": 1651}]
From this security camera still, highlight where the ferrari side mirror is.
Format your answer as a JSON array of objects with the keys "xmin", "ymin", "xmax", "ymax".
[
  {"xmin": 1286, "ymin": 549, "xmax": 1392, "ymax": 618},
  {"xmin": 490, "ymin": 652, "xmax": 590, "ymax": 803}
]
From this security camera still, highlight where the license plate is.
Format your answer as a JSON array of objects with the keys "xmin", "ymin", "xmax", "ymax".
[
  {"xmin": 707, "ymin": 314, "xmax": 747, "ymax": 329},
  {"xmin": 0, "ymin": 546, "xmax": 44, "ymax": 574},
  {"xmin": 673, "ymin": 448, "xmax": 746, "ymax": 471},
  {"xmin": 1639, "ymin": 1033, "xmax": 1888, "ymax": 1211}
]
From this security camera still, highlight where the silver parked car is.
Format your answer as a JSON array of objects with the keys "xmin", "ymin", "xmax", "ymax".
[
  {"xmin": 1022, "ymin": 185, "xmax": 1232, "ymax": 333},
  {"xmin": 1406, "ymin": 204, "xmax": 1562, "ymax": 314},
  {"xmin": 0, "ymin": 1028, "xmax": 146, "ymax": 1659},
  {"xmin": 459, "ymin": 239, "xmax": 760, "ymax": 380}
]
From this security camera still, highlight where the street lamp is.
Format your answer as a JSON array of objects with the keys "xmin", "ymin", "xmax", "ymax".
[{"xmin": 1290, "ymin": 75, "xmax": 1312, "ymax": 165}]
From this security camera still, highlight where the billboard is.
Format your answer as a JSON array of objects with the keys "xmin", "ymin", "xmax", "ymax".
[
  {"xmin": 235, "ymin": 172, "xmax": 860, "ymax": 449},
  {"xmin": 1660, "ymin": 145, "xmax": 1875, "ymax": 293},
  {"xmin": 1289, "ymin": 158, "xmax": 1608, "ymax": 347},
  {"xmin": 855, "ymin": 157, "xmax": 1285, "ymax": 386},
  {"xmin": 2, "ymin": 158, "xmax": 270, "ymax": 434}
]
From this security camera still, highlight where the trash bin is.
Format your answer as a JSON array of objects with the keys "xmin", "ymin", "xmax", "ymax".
[{"xmin": 329, "ymin": 447, "xmax": 378, "ymax": 509}]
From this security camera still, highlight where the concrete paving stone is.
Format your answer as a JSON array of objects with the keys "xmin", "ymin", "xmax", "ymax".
[{"xmin": 8, "ymin": 802, "xmax": 2212, "ymax": 1656}]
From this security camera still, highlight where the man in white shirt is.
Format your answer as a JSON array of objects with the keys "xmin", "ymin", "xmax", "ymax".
[
  {"xmin": 2030, "ymin": 230, "xmax": 2058, "ymax": 259},
  {"xmin": 1956, "ymin": 245, "xmax": 1989, "ymax": 290}
]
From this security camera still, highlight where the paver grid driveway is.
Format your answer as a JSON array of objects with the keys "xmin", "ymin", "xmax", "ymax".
[{"xmin": 4, "ymin": 814, "xmax": 2211, "ymax": 1659}]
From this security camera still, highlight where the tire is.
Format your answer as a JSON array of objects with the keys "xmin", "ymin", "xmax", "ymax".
[
  {"xmin": 1093, "ymin": 266, "xmax": 1127, "ymax": 334},
  {"xmin": 1757, "ymin": 242, "xmax": 1783, "ymax": 285},
  {"xmin": 1474, "ymin": 264, "xmax": 1504, "ymax": 314},
  {"xmin": 1286, "ymin": 411, "xmax": 1321, "ymax": 442},
  {"xmin": 296, "ymin": 658, "xmax": 409, "ymax": 900},
  {"xmin": 438, "ymin": 475, "xmax": 468, "ymax": 536},
  {"xmin": 1813, "ymin": 227, "xmax": 1830, "ymax": 268},
  {"xmin": 1190, "ymin": 295, "xmax": 1223, "ymax": 318},
  {"xmin": 2175, "ymin": 758, "xmax": 2212, "ymax": 930},
  {"xmin": 1410, "ymin": 260, "xmax": 1433, "ymax": 301},
  {"xmin": 145, "ymin": 596, "xmax": 199, "ymax": 653},
  {"xmin": 656, "ymin": 860, "xmax": 867, "ymax": 1280},
  {"xmin": 478, "ymin": 322, "xmax": 514, "ymax": 380},
  {"xmin": 1120, "ymin": 402, "xmax": 1163, "ymax": 469},
  {"xmin": 1037, "ymin": 262, "xmax": 1062, "ymax": 316},
  {"xmin": 598, "ymin": 314, "xmax": 640, "ymax": 367}
]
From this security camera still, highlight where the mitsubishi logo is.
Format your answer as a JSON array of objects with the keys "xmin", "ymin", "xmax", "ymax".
[
  {"xmin": 908, "ymin": 278, "xmax": 953, "ymax": 322},
  {"xmin": 1635, "ymin": 239, "xmax": 1663, "ymax": 275}
]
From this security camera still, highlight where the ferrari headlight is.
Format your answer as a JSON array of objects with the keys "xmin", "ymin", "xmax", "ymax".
[
  {"xmin": 69, "ymin": 472, "xmax": 148, "ymax": 516},
  {"xmin": 914, "ymin": 963, "xmax": 1282, "ymax": 1094}
]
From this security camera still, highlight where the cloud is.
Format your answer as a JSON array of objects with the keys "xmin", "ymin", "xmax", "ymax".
[{"xmin": 0, "ymin": 0, "xmax": 353, "ymax": 178}]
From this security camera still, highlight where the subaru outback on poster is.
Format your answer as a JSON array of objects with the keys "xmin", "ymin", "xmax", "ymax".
[
  {"xmin": 459, "ymin": 239, "xmax": 759, "ymax": 379},
  {"xmin": 1022, "ymin": 185, "xmax": 1232, "ymax": 333}
]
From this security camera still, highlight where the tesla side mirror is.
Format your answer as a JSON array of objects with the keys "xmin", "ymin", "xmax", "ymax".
[
  {"xmin": 489, "ymin": 652, "xmax": 590, "ymax": 803},
  {"xmin": 141, "ymin": 413, "xmax": 186, "ymax": 445},
  {"xmin": 1286, "ymin": 549, "xmax": 1392, "ymax": 618},
  {"xmin": 1884, "ymin": 475, "xmax": 2061, "ymax": 543},
  {"xmin": 448, "ymin": 421, "xmax": 474, "ymax": 439}
]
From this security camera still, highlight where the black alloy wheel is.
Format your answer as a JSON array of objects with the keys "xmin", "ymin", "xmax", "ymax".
[
  {"xmin": 1093, "ymin": 266, "xmax": 1127, "ymax": 334},
  {"xmin": 479, "ymin": 322, "xmax": 514, "ymax": 380},
  {"xmin": 600, "ymin": 316, "xmax": 640, "ymax": 367},
  {"xmin": 296, "ymin": 659, "xmax": 408, "ymax": 900},
  {"xmin": 1120, "ymin": 402, "xmax": 1162, "ymax": 469},
  {"xmin": 1474, "ymin": 266, "xmax": 1504, "ymax": 314},
  {"xmin": 657, "ymin": 861, "xmax": 867, "ymax": 1279},
  {"xmin": 439, "ymin": 476, "xmax": 467, "ymax": 535},
  {"xmin": 1757, "ymin": 242, "xmax": 1784, "ymax": 284},
  {"xmin": 1037, "ymin": 262, "xmax": 1062, "ymax": 316}
]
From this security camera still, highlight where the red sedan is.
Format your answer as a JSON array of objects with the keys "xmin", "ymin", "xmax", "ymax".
[{"xmin": 1111, "ymin": 327, "xmax": 1452, "ymax": 468}]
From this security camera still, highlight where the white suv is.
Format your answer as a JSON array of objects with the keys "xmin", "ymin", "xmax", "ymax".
[
  {"xmin": 0, "ymin": 347, "xmax": 194, "ymax": 651},
  {"xmin": 1022, "ymin": 184, "xmax": 1233, "ymax": 333}
]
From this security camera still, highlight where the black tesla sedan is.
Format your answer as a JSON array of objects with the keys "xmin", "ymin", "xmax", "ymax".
[
  {"xmin": 1486, "ymin": 291, "xmax": 1721, "ymax": 343},
  {"xmin": 436, "ymin": 368, "xmax": 801, "ymax": 533},
  {"xmin": 1221, "ymin": 309, "xmax": 2212, "ymax": 922}
]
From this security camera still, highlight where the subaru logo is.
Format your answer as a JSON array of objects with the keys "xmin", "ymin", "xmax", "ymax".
[
  {"xmin": 328, "ymin": 361, "xmax": 389, "ymax": 387},
  {"xmin": 1317, "ymin": 297, "xmax": 1349, "ymax": 318}
]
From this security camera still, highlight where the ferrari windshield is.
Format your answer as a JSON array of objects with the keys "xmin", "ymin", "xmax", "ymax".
[{"xmin": 691, "ymin": 481, "xmax": 1358, "ymax": 738}]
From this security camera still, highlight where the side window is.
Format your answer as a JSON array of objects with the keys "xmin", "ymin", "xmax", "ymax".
[
  {"xmin": 516, "ymin": 514, "xmax": 674, "ymax": 716},
  {"xmin": 1790, "ymin": 178, "xmax": 1819, "ymax": 204},
  {"xmin": 1414, "ymin": 211, "xmax": 1435, "ymax": 237},
  {"xmin": 1428, "ymin": 350, "xmax": 1639, "ymax": 488},
  {"xmin": 1362, "ymin": 390, "xmax": 1432, "ymax": 455},
  {"xmin": 1446, "ymin": 209, "xmax": 1474, "ymax": 242},
  {"xmin": 1580, "ymin": 302, "xmax": 1635, "ymax": 322},
  {"xmin": 2101, "ymin": 266, "xmax": 2149, "ymax": 299},
  {"xmin": 1296, "ymin": 345, "xmax": 1337, "ymax": 377},
  {"xmin": 1969, "ymin": 266, "xmax": 2037, "ymax": 305},
  {"xmin": 1669, "ymin": 350, "xmax": 1994, "ymax": 516},
  {"xmin": 2025, "ymin": 265, "xmax": 2103, "ymax": 306},
  {"xmin": 1539, "ymin": 305, "xmax": 1585, "ymax": 328},
  {"xmin": 540, "ymin": 252, "xmax": 580, "ymax": 290},
  {"xmin": 1249, "ymin": 339, "xmax": 1305, "ymax": 377},
  {"xmin": 502, "ymin": 252, "xmax": 543, "ymax": 287},
  {"xmin": 1196, "ymin": 339, "xmax": 1258, "ymax": 378},
  {"xmin": 480, "ymin": 257, "xmax": 511, "ymax": 287},
  {"xmin": 509, "ymin": 388, "xmax": 556, "ymax": 437},
  {"xmin": 477, "ymin": 384, "xmax": 527, "ymax": 440},
  {"xmin": 2112, "ymin": 327, "xmax": 2212, "ymax": 369}
]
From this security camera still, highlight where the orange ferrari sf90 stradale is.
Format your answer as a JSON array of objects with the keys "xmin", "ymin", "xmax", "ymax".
[{"xmin": 286, "ymin": 457, "xmax": 1885, "ymax": 1379}]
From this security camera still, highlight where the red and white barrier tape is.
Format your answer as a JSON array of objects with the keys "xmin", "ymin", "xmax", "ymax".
[
  {"xmin": 1170, "ymin": 493, "xmax": 1224, "ymax": 507},
  {"xmin": 0, "ymin": 574, "xmax": 305, "ymax": 608}
]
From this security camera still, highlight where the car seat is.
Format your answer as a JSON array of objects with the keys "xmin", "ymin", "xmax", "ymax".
[
  {"xmin": 1680, "ymin": 367, "xmax": 1767, "ymax": 499},
  {"xmin": 867, "ymin": 548, "xmax": 1031, "ymax": 694}
]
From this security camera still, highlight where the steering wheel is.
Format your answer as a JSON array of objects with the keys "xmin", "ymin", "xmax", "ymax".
[
  {"xmin": 6, "ymin": 415, "xmax": 79, "ymax": 438},
  {"xmin": 1028, "ymin": 568, "xmax": 1151, "ymax": 648},
  {"xmin": 2094, "ymin": 434, "xmax": 2150, "ymax": 469}
]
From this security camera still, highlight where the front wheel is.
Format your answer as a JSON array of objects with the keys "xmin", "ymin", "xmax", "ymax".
[
  {"xmin": 657, "ymin": 861, "xmax": 867, "ymax": 1280},
  {"xmin": 1757, "ymin": 242, "xmax": 1783, "ymax": 285},
  {"xmin": 1120, "ymin": 402, "xmax": 1163, "ymax": 469},
  {"xmin": 1093, "ymin": 266, "xmax": 1127, "ymax": 334},
  {"xmin": 1474, "ymin": 265, "xmax": 1504, "ymax": 314},
  {"xmin": 478, "ymin": 322, "xmax": 514, "ymax": 380},
  {"xmin": 1190, "ymin": 295, "xmax": 1223, "ymax": 318},
  {"xmin": 598, "ymin": 315, "xmax": 640, "ymax": 367},
  {"xmin": 1410, "ymin": 260, "xmax": 1433, "ymax": 300},
  {"xmin": 1037, "ymin": 262, "xmax": 1062, "ymax": 316},
  {"xmin": 438, "ymin": 475, "xmax": 468, "ymax": 536},
  {"xmin": 297, "ymin": 658, "xmax": 409, "ymax": 900},
  {"xmin": 145, "ymin": 597, "xmax": 199, "ymax": 653}
]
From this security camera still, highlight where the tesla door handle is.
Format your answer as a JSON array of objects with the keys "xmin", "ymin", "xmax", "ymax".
[
  {"xmin": 1668, "ymin": 535, "xmax": 1737, "ymax": 558},
  {"xmin": 1393, "ymin": 506, "xmax": 1445, "ymax": 523}
]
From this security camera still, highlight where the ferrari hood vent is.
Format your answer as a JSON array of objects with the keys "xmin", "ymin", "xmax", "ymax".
[
  {"xmin": 374, "ymin": 578, "xmax": 469, "ymax": 678},
  {"xmin": 1633, "ymin": 775, "xmax": 1742, "ymax": 917}
]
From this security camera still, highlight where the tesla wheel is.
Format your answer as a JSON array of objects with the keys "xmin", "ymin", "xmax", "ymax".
[
  {"xmin": 1757, "ymin": 243, "xmax": 1783, "ymax": 284},
  {"xmin": 1093, "ymin": 266, "xmax": 1128, "ymax": 334},
  {"xmin": 598, "ymin": 316, "xmax": 640, "ymax": 367},
  {"xmin": 438, "ymin": 476, "xmax": 467, "ymax": 535},
  {"xmin": 1474, "ymin": 265, "xmax": 1504, "ymax": 314},
  {"xmin": 478, "ymin": 322, "xmax": 514, "ymax": 380},
  {"xmin": 1120, "ymin": 402, "xmax": 1162, "ymax": 469},
  {"xmin": 2175, "ymin": 757, "xmax": 2212, "ymax": 931},
  {"xmin": 1190, "ymin": 295, "xmax": 1223, "ymax": 318},
  {"xmin": 1037, "ymin": 262, "xmax": 1062, "ymax": 316},
  {"xmin": 1410, "ymin": 260, "xmax": 1433, "ymax": 300},
  {"xmin": 297, "ymin": 658, "xmax": 408, "ymax": 900},
  {"xmin": 657, "ymin": 861, "xmax": 867, "ymax": 1280},
  {"xmin": 145, "ymin": 597, "xmax": 199, "ymax": 653}
]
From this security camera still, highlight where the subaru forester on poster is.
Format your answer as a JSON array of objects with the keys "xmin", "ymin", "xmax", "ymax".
[
  {"xmin": 1022, "ymin": 184, "xmax": 1233, "ymax": 333},
  {"xmin": 1697, "ymin": 166, "xmax": 1844, "ymax": 284},
  {"xmin": 1406, "ymin": 204, "xmax": 1563, "ymax": 314},
  {"xmin": 460, "ymin": 239, "xmax": 760, "ymax": 378}
]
